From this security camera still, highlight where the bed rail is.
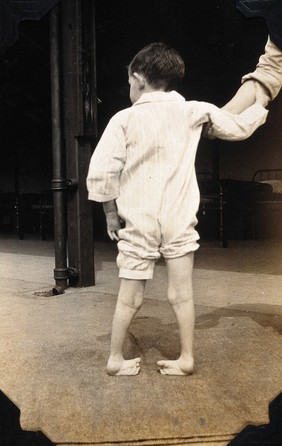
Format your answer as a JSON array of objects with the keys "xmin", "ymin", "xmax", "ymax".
[{"xmin": 252, "ymin": 169, "xmax": 282, "ymax": 182}]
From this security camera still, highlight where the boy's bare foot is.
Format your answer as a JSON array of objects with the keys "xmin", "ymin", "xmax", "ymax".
[
  {"xmin": 107, "ymin": 357, "xmax": 141, "ymax": 376},
  {"xmin": 157, "ymin": 358, "xmax": 194, "ymax": 376}
]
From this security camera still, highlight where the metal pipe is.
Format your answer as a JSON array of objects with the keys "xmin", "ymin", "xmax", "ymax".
[{"xmin": 50, "ymin": 5, "xmax": 68, "ymax": 293}]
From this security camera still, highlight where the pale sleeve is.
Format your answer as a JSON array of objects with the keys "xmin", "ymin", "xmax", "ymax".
[
  {"xmin": 203, "ymin": 103, "xmax": 268, "ymax": 141},
  {"xmin": 242, "ymin": 37, "xmax": 282, "ymax": 100},
  {"xmin": 86, "ymin": 115, "xmax": 126, "ymax": 202}
]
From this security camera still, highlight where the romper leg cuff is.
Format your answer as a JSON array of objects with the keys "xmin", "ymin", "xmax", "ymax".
[{"xmin": 119, "ymin": 268, "xmax": 153, "ymax": 280}]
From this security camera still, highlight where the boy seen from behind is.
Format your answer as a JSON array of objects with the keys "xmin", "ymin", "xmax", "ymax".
[{"xmin": 87, "ymin": 43, "xmax": 268, "ymax": 376}]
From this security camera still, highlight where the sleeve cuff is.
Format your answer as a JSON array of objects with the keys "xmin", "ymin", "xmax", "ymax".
[{"xmin": 88, "ymin": 192, "xmax": 119, "ymax": 203}]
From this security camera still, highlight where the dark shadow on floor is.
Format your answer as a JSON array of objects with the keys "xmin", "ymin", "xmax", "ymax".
[
  {"xmin": 0, "ymin": 390, "xmax": 54, "ymax": 446},
  {"xmin": 228, "ymin": 392, "xmax": 282, "ymax": 446}
]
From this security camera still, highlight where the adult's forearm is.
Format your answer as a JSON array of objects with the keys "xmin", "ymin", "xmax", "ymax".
[
  {"xmin": 242, "ymin": 38, "xmax": 282, "ymax": 101},
  {"xmin": 223, "ymin": 37, "xmax": 282, "ymax": 114},
  {"xmin": 223, "ymin": 81, "xmax": 257, "ymax": 113}
]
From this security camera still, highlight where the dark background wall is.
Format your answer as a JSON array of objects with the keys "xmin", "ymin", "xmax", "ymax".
[
  {"xmin": 0, "ymin": 14, "xmax": 51, "ymax": 194},
  {"xmin": 0, "ymin": 0, "xmax": 281, "ymax": 218},
  {"xmin": 89, "ymin": 0, "xmax": 282, "ymax": 182}
]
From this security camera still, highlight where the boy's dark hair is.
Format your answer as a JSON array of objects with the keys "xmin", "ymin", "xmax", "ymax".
[{"xmin": 128, "ymin": 42, "xmax": 185, "ymax": 91}]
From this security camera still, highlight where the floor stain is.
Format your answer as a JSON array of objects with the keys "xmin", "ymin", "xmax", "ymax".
[{"xmin": 196, "ymin": 304, "xmax": 282, "ymax": 334}]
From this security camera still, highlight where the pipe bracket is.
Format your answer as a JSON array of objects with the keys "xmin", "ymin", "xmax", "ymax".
[
  {"xmin": 66, "ymin": 178, "xmax": 78, "ymax": 189},
  {"xmin": 53, "ymin": 267, "xmax": 79, "ymax": 281},
  {"xmin": 51, "ymin": 179, "xmax": 68, "ymax": 191}
]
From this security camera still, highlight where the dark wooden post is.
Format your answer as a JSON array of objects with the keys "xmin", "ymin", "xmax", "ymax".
[
  {"xmin": 61, "ymin": 0, "xmax": 97, "ymax": 287},
  {"xmin": 50, "ymin": 4, "xmax": 69, "ymax": 293}
]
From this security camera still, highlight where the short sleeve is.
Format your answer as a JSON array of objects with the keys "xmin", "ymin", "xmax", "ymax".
[{"xmin": 86, "ymin": 114, "xmax": 127, "ymax": 202}]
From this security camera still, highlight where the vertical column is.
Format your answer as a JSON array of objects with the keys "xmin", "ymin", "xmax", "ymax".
[
  {"xmin": 61, "ymin": 0, "xmax": 97, "ymax": 287},
  {"xmin": 50, "ymin": 4, "xmax": 69, "ymax": 293}
]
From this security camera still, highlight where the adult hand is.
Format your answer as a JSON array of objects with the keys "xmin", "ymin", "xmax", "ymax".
[{"xmin": 254, "ymin": 81, "xmax": 270, "ymax": 107}]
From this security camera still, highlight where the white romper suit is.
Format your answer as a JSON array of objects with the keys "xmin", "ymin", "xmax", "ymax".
[{"xmin": 87, "ymin": 91, "xmax": 267, "ymax": 279}]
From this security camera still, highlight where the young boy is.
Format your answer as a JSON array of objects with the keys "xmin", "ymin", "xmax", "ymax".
[{"xmin": 87, "ymin": 42, "xmax": 268, "ymax": 376}]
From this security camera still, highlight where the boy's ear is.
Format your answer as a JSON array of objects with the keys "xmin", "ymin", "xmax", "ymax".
[{"xmin": 133, "ymin": 72, "xmax": 145, "ymax": 89}]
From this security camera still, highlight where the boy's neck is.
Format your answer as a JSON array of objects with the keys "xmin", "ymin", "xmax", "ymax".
[{"xmin": 143, "ymin": 84, "xmax": 170, "ymax": 94}]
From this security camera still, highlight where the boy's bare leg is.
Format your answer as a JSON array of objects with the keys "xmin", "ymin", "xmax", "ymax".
[
  {"xmin": 157, "ymin": 253, "xmax": 195, "ymax": 376},
  {"xmin": 107, "ymin": 278, "xmax": 146, "ymax": 376}
]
